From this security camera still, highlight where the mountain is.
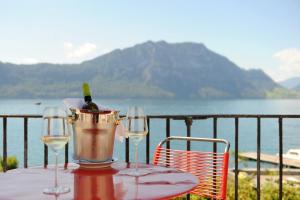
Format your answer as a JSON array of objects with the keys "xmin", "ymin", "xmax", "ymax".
[
  {"xmin": 0, "ymin": 41, "xmax": 279, "ymax": 99},
  {"xmin": 279, "ymin": 77, "xmax": 300, "ymax": 89},
  {"xmin": 294, "ymin": 84, "xmax": 300, "ymax": 91}
]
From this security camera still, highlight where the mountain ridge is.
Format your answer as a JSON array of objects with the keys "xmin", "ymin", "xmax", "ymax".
[
  {"xmin": 279, "ymin": 77, "xmax": 300, "ymax": 90},
  {"xmin": 294, "ymin": 84, "xmax": 300, "ymax": 91},
  {"xmin": 0, "ymin": 40, "xmax": 279, "ymax": 99}
]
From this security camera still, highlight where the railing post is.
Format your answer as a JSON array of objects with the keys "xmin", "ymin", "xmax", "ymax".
[
  {"xmin": 257, "ymin": 117, "xmax": 261, "ymax": 200},
  {"xmin": 64, "ymin": 143, "xmax": 69, "ymax": 169},
  {"xmin": 234, "ymin": 117, "xmax": 239, "ymax": 200},
  {"xmin": 44, "ymin": 145, "xmax": 48, "ymax": 168},
  {"xmin": 146, "ymin": 117, "xmax": 150, "ymax": 164},
  {"xmin": 184, "ymin": 117, "xmax": 193, "ymax": 200},
  {"xmin": 278, "ymin": 117, "xmax": 283, "ymax": 200},
  {"xmin": 44, "ymin": 117, "xmax": 50, "ymax": 168},
  {"xmin": 125, "ymin": 138, "xmax": 129, "ymax": 163},
  {"xmin": 165, "ymin": 118, "xmax": 171, "ymax": 167},
  {"xmin": 166, "ymin": 118, "xmax": 170, "ymax": 149},
  {"xmin": 213, "ymin": 117, "xmax": 217, "ymax": 151},
  {"xmin": 63, "ymin": 117, "xmax": 68, "ymax": 169},
  {"xmin": 184, "ymin": 117, "xmax": 193, "ymax": 151},
  {"xmin": 24, "ymin": 117, "xmax": 28, "ymax": 168},
  {"xmin": 213, "ymin": 117, "xmax": 217, "ymax": 200},
  {"xmin": 3, "ymin": 117, "xmax": 7, "ymax": 172}
]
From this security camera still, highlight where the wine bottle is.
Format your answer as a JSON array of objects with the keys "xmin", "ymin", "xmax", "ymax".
[{"xmin": 82, "ymin": 83, "xmax": 99, "ymax": 111}]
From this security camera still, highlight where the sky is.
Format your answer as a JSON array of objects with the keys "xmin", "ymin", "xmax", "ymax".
[{"xmin": 0, "ymin": 0, "xmax": 299, "ymax": 82}]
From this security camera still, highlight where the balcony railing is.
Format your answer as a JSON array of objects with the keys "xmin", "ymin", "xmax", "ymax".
[{"xmin": 1, "ymin": 114, "xmax": 300, "ymax": 200}]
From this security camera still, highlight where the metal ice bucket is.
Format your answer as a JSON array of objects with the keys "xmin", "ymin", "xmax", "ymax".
[{"xmin": 69, "ymin": 109, "xmax": 120, "ymax": 163}]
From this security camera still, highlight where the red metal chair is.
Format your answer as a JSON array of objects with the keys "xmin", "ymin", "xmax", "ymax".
[{"xmin": 153, "ymin": 136, "xmax": 230, "ymax": 200}]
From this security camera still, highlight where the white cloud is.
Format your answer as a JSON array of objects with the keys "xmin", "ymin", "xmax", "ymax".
[
  {"xmin": 64, "ymin": 42, "xmax": 97, "ymax": 59},
  {"xmin": 266, "ymin": 48, "xmax": 300, "ymax": 81},
  {"xmin": 19, "ymin": 58, "xmax": 39, "ymax": 64},
  {"xmin": 274, "ymin": 48, "xmax": 300, "ymax": 64},
  {"xmin": 63, "ymin": 42, "xmax": 73, "ymax": 50}
]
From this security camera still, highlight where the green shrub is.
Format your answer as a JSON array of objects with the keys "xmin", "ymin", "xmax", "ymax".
[
  {"xmin": 173, "ymin": 173, "xmax": 300, "ymax": 200},
  {"xmin": 227, "ymin": 174, "xmax": 300, "ymax": 200},
  {"xmin": 0, "ymin": 155, "xmax": 18, "ymax": 171},
  {"xmin": 226, "ymin": 173, "xmax": 256, "ymax": 200},
  {"xmin": 261, "ymin": 182, "xmax": 300, "ymax": 200},
  {"xmin": 0, "ymin": 156, "xmax": 2, "ymax": 172},
  {"xmin": 7, "ymin": 156, "xmax": 18, "ymax": 170}
]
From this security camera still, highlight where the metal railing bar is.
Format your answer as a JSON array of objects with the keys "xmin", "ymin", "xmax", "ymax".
[
  {"xmin": 235, "ymin": 117, "xmax": 239, "ymax": 200},
  {"xmin": 1, "ymin": 114, "xmax": 300, "ymax": 119},
  {"xmin": 24, "ymin": 118, "xmax": 28, "ymax": 168},
  {"xmin": 47, "ymin": 118, "xmax": 50, "ymax": 135},
  {"xmin": 0, "ymin": 115, "xmax": 42, "ymax": 118},
  {"xmin": 279, "ymin": 118, "xmax": 283, "ymax": 200},
  {"xmin": 213, "ymin": 117, "xmax": 217, "ymax": 200},
  {"xmin": 125, "ymin": 138, "xmax": 129, "ymax": 163},
  {"xmin": 165, "ymin": 118, "xmax": 171, "ymax": 168},
  {"xmin": 166, "ymin": 118, "xmax": 170, "ymax": 150},
  {"xmin": 213, "ymin": 117, "xmax": 218, "ymax": 152},
  {"xmin": 44, "ymin": 145, "xmax": 48, "ymax": 168},
  {"xmin": 257, "ymin": 117, "xmax": 261, "ymax": 200},
  {"xmin": 146, "ymin": 114, "xmax": 300, "ymax": 119},
  {"xmin": 64, "ymin": 143, "xmax": 68, "ymax": 168},
  {"xmin": 2, "ymin": 117, "xmax": 7, "ymax": 172},
  {"xmin": 185, "ymin": 117, "xmax": 193, "ymax": 151},
  {"xmin": 184, "ymin": 117, "xmax": 193, "ymax": 200},
  {"xmin": 146, "ymin": 118, "xmax": 150, "ymax": 164}
]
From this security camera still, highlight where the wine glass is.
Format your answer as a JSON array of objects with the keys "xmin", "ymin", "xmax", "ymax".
[
  {"xmin": 125, "ymin": 106, "xmax": 148, "ymax": 176},
  {"xmin": 41, "ymin": 107, "xmax": 71, "ymax": 195}
]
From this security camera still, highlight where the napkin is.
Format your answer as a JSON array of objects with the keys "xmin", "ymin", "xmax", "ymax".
[
  {"xmin": 115, "ymin": 123, "xmax": 126, "ymax": 142},
  {"xmin": 63, "ymin": 98, "xmax": 85, "ymax": 110}
]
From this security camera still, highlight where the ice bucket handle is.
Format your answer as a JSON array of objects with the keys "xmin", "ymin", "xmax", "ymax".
[
  {"xmin": 67, "ymin": 108, "xmax": 78, "ymax": 124},
  {"xmin": 115, "ymin": 116, "xmax": 126, "ymax": 125},
  {"xmin": 67, "ymin": 109, "xmax": 125, "ymax": 125}
]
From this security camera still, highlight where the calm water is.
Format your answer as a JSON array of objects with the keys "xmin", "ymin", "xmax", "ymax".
[{"xmin": 0, "ymin": 99, "xmax": 300, "ymax": 168}]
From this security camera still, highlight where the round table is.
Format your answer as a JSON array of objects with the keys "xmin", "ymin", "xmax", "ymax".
[{"xmin": 0, "ymin": 162, "xmax": 198, "ymax": 200}]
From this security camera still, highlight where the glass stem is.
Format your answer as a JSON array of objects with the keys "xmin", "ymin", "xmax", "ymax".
[
  {"xmin": 55, "ymin": 152, "xmax": 58, "ymax": 188},
  {"xmin": 135, "ymin": 144, "xmax": 138, "ymax": 171}
]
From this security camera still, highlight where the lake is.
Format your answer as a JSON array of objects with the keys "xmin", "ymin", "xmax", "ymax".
[{"xmin": 1, "ymin": 98, "xmax": 300, "ymax": 168}]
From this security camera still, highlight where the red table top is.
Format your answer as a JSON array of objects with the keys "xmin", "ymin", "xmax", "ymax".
[{"xmin": 0, "ymin": 162, "xmax": 198, "ymax": 200}]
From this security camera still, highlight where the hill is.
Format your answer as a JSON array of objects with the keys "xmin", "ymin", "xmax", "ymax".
[
  {"xmin": 279, "ymin": 77, "xmax": 300, "ymax": 89},
  {"xmin": 0, "ymin": 41, "xmax": 279, "ymax": 99},
  {"xmin": 294, "ymin": 84, "xmax": 300, "ymax": 91}
]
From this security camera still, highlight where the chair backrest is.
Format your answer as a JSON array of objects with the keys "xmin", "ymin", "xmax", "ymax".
[{"xmin": 153, "ymin": 136, "xmax": 230, "ymax": 200}]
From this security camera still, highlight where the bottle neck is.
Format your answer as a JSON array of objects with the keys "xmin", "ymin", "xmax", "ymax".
[{"xmin": 84, "ymin": 95, "xmax": 92, "ymax": 103}]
